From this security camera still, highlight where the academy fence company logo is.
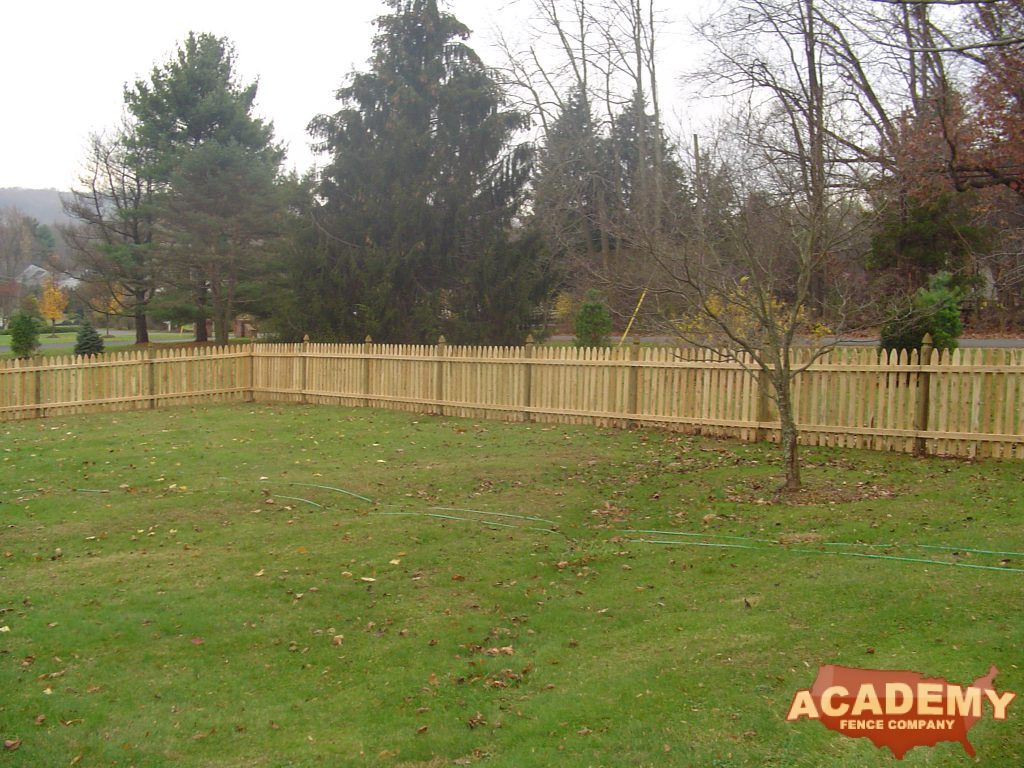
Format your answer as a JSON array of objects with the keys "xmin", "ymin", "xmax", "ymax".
[{"xmin": 786, "ymin": 664, "xmax": 1016, "ymax": 760}]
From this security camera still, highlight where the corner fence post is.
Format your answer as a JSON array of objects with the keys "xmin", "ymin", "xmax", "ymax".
[
  {"xmin": 522, "ymin": 334, "xmax": 534, "ymax": 423},
  {"xmin": 435, "ymin": 335, "xmax": 446, "ymax": 417},
  {"xmin": 913, "ymin": 334, "xmax": 934, "ymax": 457},
  {"xmin": 363, "ymin": 335, "xmax": 373, "ymax": 408}
]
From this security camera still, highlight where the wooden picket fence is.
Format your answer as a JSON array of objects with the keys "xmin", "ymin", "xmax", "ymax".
[{"xmin": 2, "ymin": 341, "xmax": 1023, "ymax": 459}]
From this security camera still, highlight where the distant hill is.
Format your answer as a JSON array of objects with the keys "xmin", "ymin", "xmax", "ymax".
[{"xmin": 0, "ymin": 188, "xmax": 72, "ymax": 227}]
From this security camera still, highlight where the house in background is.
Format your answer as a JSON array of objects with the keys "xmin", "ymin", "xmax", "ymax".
[
  {"xmin": 17, "ymin": 264, "xmax": 79, "ymax": 291},
  {"xmin": 16, "ymin": 264, "xmax": 48, "ymax": 288}
]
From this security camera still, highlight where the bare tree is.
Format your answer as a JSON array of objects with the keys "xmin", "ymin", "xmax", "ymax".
[{"xmin": 61, "ymin": 130, "xmax": 160, "ymax": 344}]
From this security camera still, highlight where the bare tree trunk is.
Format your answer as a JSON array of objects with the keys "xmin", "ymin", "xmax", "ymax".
[
  {"xmin": 774, "ymin": 373, "xmax": 802, "ymax": 491},
  {"xmin": 134, "ymin": 312, "xmax": 149, "ymax": 345},
  {"xmin": 194, "ymin": 282, "xmax": 209, "ymax": 343},
  {"xmin": 213, "ymin": 308, "xmax": 229, "ymax": 346}
]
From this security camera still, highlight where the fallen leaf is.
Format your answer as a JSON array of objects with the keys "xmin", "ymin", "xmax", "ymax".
[
  {"xmin": 34, "ymin": 714, "xmax": 46, "ymax": 725},
  {"xmin": 0, "ymin": 626, "xmax": 10, "ymax": 633},
  {"xmin": 416, "ymin": 725, "xmax": 428, "ymax": 734},
  {"xmin": 71, "ymin": 755, "xmax": 83, "ymax": 765},
  {"xmin": 577, "ymin": 727, "xmax": 593, "ymax": 736},
  {"xmin": 428, "ymin": 673, "xmax": 439, "ymax": 686},
  {"xmin": 451, "ymin": 574, "xmax": 465, "ymax": 582},
  {"xmin": 332, "ymin": 635, "xmax": 345, "ymax": 646},
  {"xmin": 484, "ymin": 646, "xmax": 514, "ymax": 656},
  {"xmin": 190, "ymin": 637, "xmax": 204, "ymax": 646},
  {"xmin": 360, "ymin": 577, "xmax": 376, "ymax": 583},
  {"xmin": 389, "ymin": 559, "xmax": 401, "ymax": 565},
  {"xmin": 3, "ymin": 739, "xmax": 21, "ymax": 751},
  {"xmin": 254, "ymin": 568, "xmax": 265, "ymax": 577}
]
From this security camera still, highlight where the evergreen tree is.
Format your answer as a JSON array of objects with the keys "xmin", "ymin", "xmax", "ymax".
[
  {"xmin": 74, "ymin": 322, "xmax": 105, "ymax": 356},
  {"xmin": 8, "ymin": 311, "xmax": 39, "ymax": 358},
  {"xmin": 297, "ymin": 0, "xmax": 541, "ymax": 343},
  {"xmin": 125, "ymin": 33, "xmax": 285, "ymax": 344},
  {"xmin": 533, "ymin": 86, "xmax": 608, "ymax": 265},
  {"xmin": 574, "ymin": 289, "xmax": 613, "ymax": 347},
  {"xmin": 869, "ymin": 193, "xmax": 989, "ymax": 291}
]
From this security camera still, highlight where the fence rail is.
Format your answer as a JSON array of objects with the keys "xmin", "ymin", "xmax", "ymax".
[{"xmin": 2, "ymin": 341, "xmax": 1022, "ymax": 458}]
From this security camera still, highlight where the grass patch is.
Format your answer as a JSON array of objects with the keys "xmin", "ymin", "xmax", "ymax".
[
  {"xmin": 2, "ymin": 332, "xmax": 252, "ymax": 358},
  {"xmin": 0, "ymin": 404, "xmax": 1021, "ymax": 766}
]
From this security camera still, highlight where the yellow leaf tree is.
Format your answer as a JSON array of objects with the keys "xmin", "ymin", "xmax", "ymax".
[{"xmin": 40, "ymin": 275, "xmax": 69, "ymax": 335}]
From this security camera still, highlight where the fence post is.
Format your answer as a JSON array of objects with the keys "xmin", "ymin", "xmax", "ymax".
[
  {"xmin": 913, "ymin": 333, "xmax": 934, "ymax": 457},
  {"xmin": 435, "ymin": 335, "xmax": 446, "ymax": 416},
  {"xmin": 754, "ymin": 363, "xmax": 772, "ymax": 443},
  {"xmin": 522, "ymin": 334, "xmax": 534, "ymax": 422},
  {"xmin": 33, "ymin": 356, "xmax": 44, "ymax": 419},
  {"xmin": 300, "ymin": 334, "xmax": 309, "ymax": 404},
  {"xmin": 146, "ymin": 347, "xmax": 157, "ymax": 409},
  {"xmin": 363, "ymin": 335, "xmax": 373, "ymax": 408},
  {"xmin": 247, "ymin": 343, "xmax": 255, "ymax": 403},
  {"xmin": 626, "ymin": 339, "xmax": 640, "ymax": 427}
]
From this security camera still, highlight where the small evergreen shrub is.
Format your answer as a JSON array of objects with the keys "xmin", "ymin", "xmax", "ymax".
[
  {"xmin": 880, "ymin": 271, "xmax": 964, "ymax": 353},
  {"xmin": 9, "ymin": 311, "xmax": 40, "ymax": 358},
  {"xmin": 574, "ymin": 290, "xmax": 612, "ymax": 347},
  {"xmin": 74, "ymin": 323, "xmax": 105, "ymax": 356}
]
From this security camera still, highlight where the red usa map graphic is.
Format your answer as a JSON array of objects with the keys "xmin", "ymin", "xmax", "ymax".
[{"xmin": 786, "ymin": 664, "xmax": 1016, "ymax": 760}]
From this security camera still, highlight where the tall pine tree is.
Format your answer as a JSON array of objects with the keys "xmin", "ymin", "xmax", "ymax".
[
  {"xmin": 124, "ymin": 33, "xmax": 284, "ymax": 344},
  {"xmin": 295, "ymin": 0, "xmax": 542, "ymax": 343}
]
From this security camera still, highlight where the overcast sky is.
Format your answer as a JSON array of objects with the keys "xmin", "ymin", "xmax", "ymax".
[{"xmin": 2, "ymin": 0, "xmax": 704, "ymax": 191}]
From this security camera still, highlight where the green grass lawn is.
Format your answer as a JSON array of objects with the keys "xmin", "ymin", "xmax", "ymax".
[
  {"xmin": 1, "ymin": 404, "xmax": 1021, "ymax": 767},
  {"xmin": 1, "ymin": 331, "xmax": 199, "ymax": 357}
]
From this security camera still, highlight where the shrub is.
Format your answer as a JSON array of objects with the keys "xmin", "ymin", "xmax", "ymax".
[
  {"xmin": 74, "ymin": 323, "xmax": 105, "ymax": 356},
  {"xmin": 574, "ymin": 290, "xmax": 612, "ymax": 347},
  {"xmin": 880, "ymin": 271, "xmax": 964, "ymax": 353},
  {"xmin": 9, "ymin": 311, "xmax": 40, "ymax": 358}
]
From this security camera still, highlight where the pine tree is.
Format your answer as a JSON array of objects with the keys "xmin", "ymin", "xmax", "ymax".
[
  {"xmin": 124, "ymin": 32, "xmax": 285, "ymax": 344},
  {"xmin": 8, "ymin": 312, "xmax": 39, "ymax": 358},
  {"xmin": 299, "ymin": 0, "xmax": 540, "ymax": 343},
  {"xmin": 74, "ymin": 322, "xmax": 105, "ymax": 356}
]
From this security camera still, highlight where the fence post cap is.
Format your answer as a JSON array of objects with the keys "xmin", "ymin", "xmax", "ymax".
[
  {"xmin": 302, "ymin": 334, "xmax": 310, "ymax": 344},
  {"xmin": 437, "ymin": 335, "xmax": 447, "ymax": 345},
  {"xmin": 364, "ymin": 335, "xmax": 373, "ymax": 344},
  {"xmin": 525, "ymin": 333, "xmax": 535, "ymax": 345},
  {"xmin": 921, "ymin": 333, "xmax": 934, "ymax": 347}
]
